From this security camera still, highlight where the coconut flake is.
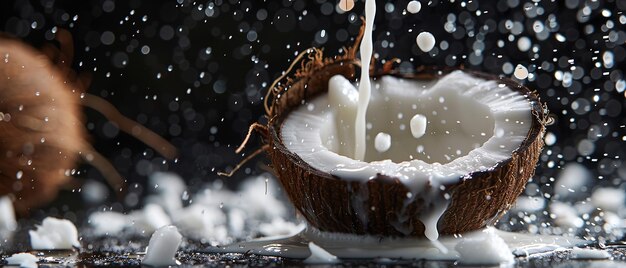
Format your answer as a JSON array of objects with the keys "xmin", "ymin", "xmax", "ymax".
[
  {"xmin": 455, "ymin": 228, "xmax": 514, "ymax": 265},
  {"xmin": 550, "ymin": 201, "xmax": 584, "ymax": 229},
  {"xmin": 172, "ymin": 204, "xmax": 228, "ymax": 244},
  {"xmin": 29, "ymin": 217, "xmax": 80, "ymax": 250},
  {"xmin": 228, "ymin": 208, "xmax": 246, "ymax": 237},
  {"xmin": 304, "ymin": 242, "xmax": 340, "ymax": 264},
  {"xmin": 0, "ymin": 196, "xmax": 17, "ymax": 238},
  {"xmin": 554, "ymin": 163, "xmax": 591, "ymax": 200},
  {"xmin": 81, "ymin": 180, "xmax": 109, "ymax": 204},
  {"xmin": 142, "ymin": 225, "xmax": 182, "ymax": 267},
  {"xmin": 5, "ymin": 253, "xmax": 38, "ymax": 268},
  {"xmin": 146, "ymin": 172, "xmax": 187, "ymax": 214},
  {"xmin": 88, "ymin": 211, "xmax": 129, "ymax": 235},
  {"xmin": 511, "ymin": 195, "xmax": 545, "ymax": 212},
  {"xmin": 130, "ymin": 203, "xmax": 172, "ymax": 233},
  {"xmin": 591, "ymin": 187, "xmax": 626, "ymax": 212}
]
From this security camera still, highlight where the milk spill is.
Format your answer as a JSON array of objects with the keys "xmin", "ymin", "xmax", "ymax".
[{"xmin": 211, "ymin": 226, "xmax": 587, "ymax": 261}]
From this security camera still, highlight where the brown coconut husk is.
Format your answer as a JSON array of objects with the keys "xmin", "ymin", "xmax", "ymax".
[
  {"xmin": 0, "ymin": 32, "xmax": 177, "ymax": 215},
  {"xmin": 226, "ymin": 24, "xmax": 547, "ymax": 237}
]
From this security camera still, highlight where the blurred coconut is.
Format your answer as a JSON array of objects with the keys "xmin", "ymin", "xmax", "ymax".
[
  {"xmin": 0, "ymin": 32, "xmax": 176, "ymax": 215},
  {"xmin": 0, "ymin": 35, "xmax": 86, "ymax": 214}
]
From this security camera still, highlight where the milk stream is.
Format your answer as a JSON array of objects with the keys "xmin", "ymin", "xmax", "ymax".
[{"xmin": 354, "ymin": 0, "xmax": 376, "ymax": 161}]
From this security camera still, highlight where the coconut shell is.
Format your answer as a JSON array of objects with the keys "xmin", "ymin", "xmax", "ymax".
[
  {"xmin": 0, "ymin": 36, "xmax": 87, "ymax": 214},
  {"xmin": 263, "ymin": 49, "xmax": 547, "ymax": 237}
]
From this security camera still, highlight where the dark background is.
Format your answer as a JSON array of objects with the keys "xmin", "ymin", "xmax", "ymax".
[{"xmin": 1, "ymin": 0, "xmax": 625, "ymax": 219}]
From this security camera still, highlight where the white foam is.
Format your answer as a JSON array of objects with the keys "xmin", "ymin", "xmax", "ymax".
[
  {"xmin": 5, "ymin": 253, "xmax": 38, "ymax": 268},
  {"xmin": 29, "ymin": 217, "xmax": 80, "ymax": 250},
  {"xmin": 142, "ymin": 225, "xmax": 182, "ymax": 266}
]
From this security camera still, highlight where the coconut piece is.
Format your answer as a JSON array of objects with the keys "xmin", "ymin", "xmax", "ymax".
[
  {"xmin": 142, "ymin": 225, "xmax": 182, "ymax": 266},
  {"xmin": 455, "ymin": 228, "xmax": 514, "ymax": 265},
  {"xmin": 4, "ymin": 252, "xmax": 38, "ymax": 268},
  {"xmin": 590, "ymin": 187, "xmax": 625, "ymax": 213},
  {"xmin": 217, "ymin": 23, "xmax": 546, "ymax": 237},
  {"xmin": 29, "ymin": 217, "xmax": 80, "ymax": 250},
  {"xmin": 304, "ymin": 242, "xmax": 340, "ymax": 264},
  {"xmin": 0, "ymin": 35, "xmax": 86, "ymax": 214},
  {"xmin": 257, "ymin": 43, "xmax": 546, "ymax": 237},
  {"xmin": 88, "ymin": 211, "xmax": 129, "ymax": 235},
  {"xmin": 0, "ymin": 196, "xmax": 17, "ymax": 238},
  {"xmin": 129, "ymin": 204, "xmax": 172, "ymax": 233}
]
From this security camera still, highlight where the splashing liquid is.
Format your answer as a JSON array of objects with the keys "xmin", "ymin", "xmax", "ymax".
[{"xmin": 354, "ymin": 0, "xmax": 376, "ymax": 161}]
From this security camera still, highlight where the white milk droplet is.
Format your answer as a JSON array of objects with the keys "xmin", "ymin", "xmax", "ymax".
[
  {"xmin": 513, "ymin": 64, "xmax": 528, "ymax": 79},
  {"xmin": 374, "ymin": 132, "xmax": 391, "ymax": 153},
  {"xmin": 410, "ymin": 114, "xmax": 427, "ymax": 139},
  {"xmin": 407, "ymin": 1, "xmax": 421, "ymax": 14},
  {"xmin": 416, "ymin": 32, "xmax": 436, "ymax": 52},
  {"xmin": 517, "ymin": 36, "xmax": 531, "ymax": 52},
  {"xmin": 544, "ymin": 132, "xmax": 556, "ymax": 146}
]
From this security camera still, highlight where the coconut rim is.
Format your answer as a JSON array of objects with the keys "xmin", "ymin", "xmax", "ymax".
[{"xmin": 267, "ymin": 61, "xmax": 547, "ymax": 189}]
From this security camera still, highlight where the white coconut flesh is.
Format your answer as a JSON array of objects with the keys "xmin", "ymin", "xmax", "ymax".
[{"xmin": 281, "ymin": 70, "xmax": 532, "ymax": 193}]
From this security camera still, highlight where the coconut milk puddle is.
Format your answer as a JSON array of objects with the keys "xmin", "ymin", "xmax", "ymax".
[{"xmin": 210, "ymin": 226, "xmax": 587, "ymax": 261}]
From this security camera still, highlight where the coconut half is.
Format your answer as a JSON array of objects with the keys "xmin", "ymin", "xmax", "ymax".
[{"xmin": 262, "ymin": 44, "xmax": 546, "ymax": 237}]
